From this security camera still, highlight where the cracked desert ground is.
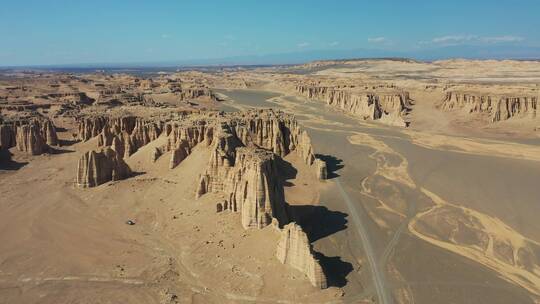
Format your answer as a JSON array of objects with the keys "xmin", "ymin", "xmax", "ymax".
[{"xmin": 1, "ymin": 59, "xmax": 540, "ymax": 304}]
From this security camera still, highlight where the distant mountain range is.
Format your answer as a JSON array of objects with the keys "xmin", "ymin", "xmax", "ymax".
[{"xmin": 3, "ymin": 44, "xmax": 540, "ymax": 69}]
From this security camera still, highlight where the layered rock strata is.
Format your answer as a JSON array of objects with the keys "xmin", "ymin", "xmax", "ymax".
[
  {"xmin": 296, "ymin": 85, "xmax": 411, "ymax": 127},
  {"xmin": 76, "ymin": 147, "xmax": 131, "ymax": 188},
  {"xmin": 197, "ymin": 143, "xmax": 288, "ymax": 229},
  {"xmin": 276, "ymin": 223, "xmax": 328, "ymax": 289},
  {"xmin": 440, "ymin": 91, "xmax": 538, "ymax": 122}
]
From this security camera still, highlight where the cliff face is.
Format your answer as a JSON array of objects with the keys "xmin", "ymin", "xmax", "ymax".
[
  {"xmin": 40, "ymin": 119, "xmax": 58, "ymax": 146},
  {"xmin": 441, "ymin": 92, "xmax": 538, "ymax": 123},
  {"xmin": 176, "ymin": 87, "xmax": 217, "ymax": 101},
  {"xmin": 296, "ymin": 85, "xmax": 410, "ymax": 127},
  {"xmin": 197, "ymin": 134, "xmax": 288, "ymax": 229},
  {"xmin": 16, "ymin": 124, "xmax": 46, "ymax": 155},
  {"xmin": 76, "ymin": 147, "xmax": 131, "ymax": 188},
  {"xmin": 233, "ymin": 110, "xmax": 322, "ymax": 176},
  {"xmin": 78, "ymin": 116, "xmax": 108, "ymax": 141},
  {"xmin": 78, "ymin": 116, "xmax": 164, "ymax": 158},
  {"xmin": 276, "ymin": 223, "xmax": 328, "ymax": 289}
]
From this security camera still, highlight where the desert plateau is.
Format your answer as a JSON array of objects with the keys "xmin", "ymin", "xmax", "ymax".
[
  {"xmin": 2, "ymin": 1, "xmax": 540, "ymax": 303},
  {"xmin": 1, "ymin": 58, "xmax": 539, "ymax": 303}
]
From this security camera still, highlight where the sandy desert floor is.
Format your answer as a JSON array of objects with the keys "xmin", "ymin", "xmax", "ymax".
[{"xmin": 1, "ymin": 59, "xmax": 540, "ymax": 304}]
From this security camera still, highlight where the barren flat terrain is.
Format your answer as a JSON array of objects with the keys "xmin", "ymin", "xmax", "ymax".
[{"xmin": 1, "ymin": 59, "xmax": 539, "ymax": 304}]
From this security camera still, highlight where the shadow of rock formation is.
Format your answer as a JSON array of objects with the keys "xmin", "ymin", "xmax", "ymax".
[
  {"xmin": 59, "ymin": 138, "xmax": 80, "ymax": 146},
  {"xmin": 0, "ymin": 149, "xmax": 28, "ymax": 170},
  {"xmin": 275, "ymin": 156, "xmax": 298, "ymax": 187},
  {"xmin": 49, "ymin": 147, "xmax": 75, "ymax": 155},
  {"xmin": 288, "ymin": 204, "xmax": 348, "ymax": 243},
  {"xmin": 315, "ymin": 154, "xmax": 343, "ymax": 179},
  {"xmin": 314, "ymin": 253, "xmax": 353, "ymax": 288}
]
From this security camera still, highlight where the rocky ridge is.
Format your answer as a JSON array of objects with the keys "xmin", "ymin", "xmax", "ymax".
[
  {"xmin": 295, "ymin": 84, "xmax": 411, "ymax": 126},
  {"xmin": 440, "ymin": 91, "xmax": 538, "ymax": 123}
]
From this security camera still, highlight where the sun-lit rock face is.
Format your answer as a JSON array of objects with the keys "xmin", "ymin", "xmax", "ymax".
[
  {"xmin": 16, "ymin": 124, "xmax": 47, "ymax": 155},
  {"xmin": 197, "ymin": 142, "xmax": 288, "ymax": 229},
  {"xmin": 440, "ymin": 91, "xmax": 538, "ymax": 122},
  {"xmin": 39, "ymin": 119, "xmax": 58, "ymax": 146},
  {"xmin": 195, "ymin": 119, "xmax": 288, "ymax": 230},
  {"xmin": 76, "ymin": 147, "xmax": 131, "ymax": 188},
  {"xmin": 276, "ymin": 223, "xmax": 328, "ymax": 289},
  {"xmin": 296, "ymin": 84, "xmax": 411, "ymax": 127}
]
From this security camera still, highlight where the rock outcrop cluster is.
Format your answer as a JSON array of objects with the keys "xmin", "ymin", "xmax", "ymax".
[
  {"xmin": 74, "ymin": 109, "xmax": 328, "ymax": 288},
  {"xmin": 296, "ymin": 84, "xmax": 411, "ymax": 127},
  {"xmin": 276, "ymin": 223, "xmax": 328, "ymax": 289},
  {"xmin": 192, "ymin": 110, "xmax": 326, "ymax": 229},
  {"xmin": 76, "ymin": 110, "xmax": 326, "ymax": 227},
  {"xmin": 0, "ymin": 119, "xmax": 58, "ymax": 155},
  {"xmin": 76, "ymin": 147, "xmax": 131, "ymax": 188},
  {"xmin": 440, "ymin": 91, "xmax": 538, "ymax": 122}
]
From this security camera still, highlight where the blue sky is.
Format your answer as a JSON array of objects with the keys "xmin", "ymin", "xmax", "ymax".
[{"xmin": 1, "ymin": 0, "xmax": 539, "ymax": 66}]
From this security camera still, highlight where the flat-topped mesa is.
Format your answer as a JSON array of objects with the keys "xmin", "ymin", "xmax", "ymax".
[
  {"xmin": 236, "ymin": 148, "xmax": 287, "ymax": 229},
  {"xmin": 440, "ymin": 91, "xmax": 538, "ymax": 123},
  {"xmin": 176, "ymin": 87, "xmax": 217, "ymax": 101},
  {"xmin": 295, "ymin": 85, "xmax": 411, "ymax": 127},
  {"xmin": 276, "ymin": 223, "xmax": 328, "ymax": 289},
  {"xmin": 76, "ymin": 147, "xmax": 131, "ymax": 188}
]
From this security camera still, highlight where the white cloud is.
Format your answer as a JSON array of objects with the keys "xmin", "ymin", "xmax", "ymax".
[
  {"xmin": 297, "ymin": 42, "xmax": 310, "ymax": 48},
  {"xmin": 428, "ymin": 34, "xmax": 524, "ymax": 45},
  {"xmin": 432, "ymin": 35, "xmax": 476, "ymax": 44},
  {"xmin": 329, "ymin": 41, "xmax": 340, "ymax": 47},
  {"xmin": 480, "ymin": 35, "xmax": 524, "ymax": 43},
  {"xmin": 368, "ymin": 37, "xmax": 387, "ymax": 43},
  {"xmin": 161, "ymin": 34, "xmax": 170, "ymax": 39}
]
